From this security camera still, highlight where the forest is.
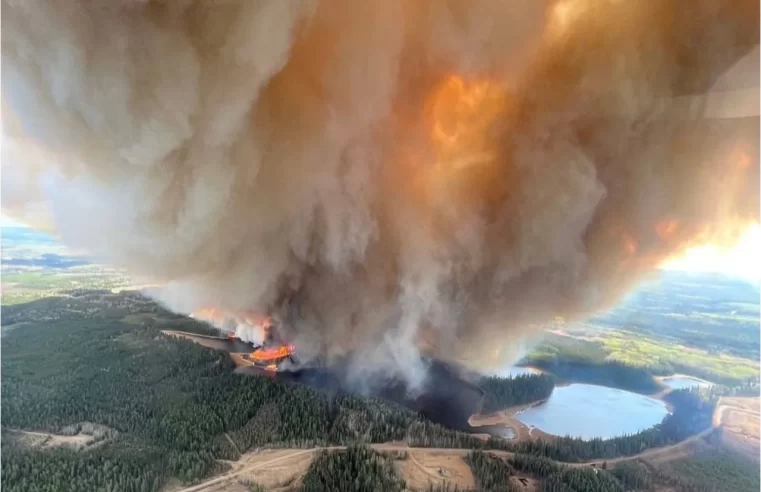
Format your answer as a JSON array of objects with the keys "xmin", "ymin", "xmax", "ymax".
[
  {"xmin": 517, "ymin": 333, "xmax": 662, "ymax": 393},
  {"xmin": 478, "ymin": 374, "xmax": 555, "ymax": 414},
  {"xmin": 521, "ymin": 319, "xmax": 759, "ymax": 388},
  {"xmin": 465, "ymin": 450, "xmax": 518, "ymax": 492},
  {"xmin": 297, "ymin": 447, "xmax": 642, "ymax": 492},
  {"xmin": 0, "ymin": 293, "xmax": 482, "ymax": 491},
  {"xmin": 468, "ymin": 451, "xmax": 634, "ymax": 492},
  {"xmin": 301, "ymin": 445, "xmax": 406, "ymax": 492},
  {"xmin": 2, "ymin": 291, "xmax": 757, "ymax": 492}
]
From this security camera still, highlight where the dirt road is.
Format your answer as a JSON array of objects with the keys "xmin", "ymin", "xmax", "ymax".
[
  {"xmin": 176, "ymin": 434, "xmax": 715, "ymax": 492},
  {"xmin": 175, "ymin": 395, "xmax": 756, "ymax": 491},
  {"xmin": 178, "ymin": 448, "xmax": 325, "ymax": 492}
]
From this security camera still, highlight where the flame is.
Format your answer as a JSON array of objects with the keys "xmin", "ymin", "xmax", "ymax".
[{"xmin": 250, "ymin": 344, "xmax": 296, "ymax": 361}]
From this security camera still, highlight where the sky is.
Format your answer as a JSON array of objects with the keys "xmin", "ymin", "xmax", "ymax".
[{"xmin": 2, "ymin": 213, "xmax": 760, "ymax": 283}]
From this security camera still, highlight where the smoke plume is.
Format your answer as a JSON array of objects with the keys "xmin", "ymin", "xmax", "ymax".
[{"xmin": 2, "ymin": 0, "xmax": 759, "ymax": 387}]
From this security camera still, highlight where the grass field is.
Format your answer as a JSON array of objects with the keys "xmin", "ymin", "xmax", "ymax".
[
  {"xmin": 599, "ymin": 330, "xmax": 759, "ymax": 382},
  {"xmin": 524, "ymin": 328, "xmax": 759, "ymax": 386},
  {"xmin": 1, "ymin": 227, "xmax": 130, "ymax": 305},
  {"xmin": 2, "ymin": 268, "xmax": 129, "ymax": 305}
]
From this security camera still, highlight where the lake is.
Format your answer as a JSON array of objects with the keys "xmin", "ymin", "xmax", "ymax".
[
  {"xmin": 516, "ymin": 383, "xmax": 669, "ymax": 440},
  {"xmin": 661, "ymin": 376, "xmax": 713, "ymax": 390}
]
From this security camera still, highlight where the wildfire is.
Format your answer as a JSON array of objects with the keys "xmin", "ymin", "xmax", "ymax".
[{"xmin": 250, "ymin": 344, "xmax": 296, "ymax": 361}]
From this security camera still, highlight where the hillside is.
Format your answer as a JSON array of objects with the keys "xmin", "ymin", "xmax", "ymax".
[
  {"xmin": 1, "ymin": 292, "xmax": 483, "ymax": 491},
  {"xmin": 2, "ymin": 290, "xmax": 758, "ymax": 492}
]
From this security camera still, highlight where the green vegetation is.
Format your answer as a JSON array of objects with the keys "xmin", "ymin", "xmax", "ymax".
[
  {"xmin": 479, "ymin": 374, "xmax": 555, "ymax": 413},
  {"xmin": 508, "ymin": 453, "xmax": 626, "ymax": 491},
  {"xmin": 1, "ymin": 269, "xmax": 129, "ymax": 306},
  {"xmin": 656, "ymin": 448, "xmax": 761, "ymax": 492},
  {"xmin": 301, "ymin": 445, "xmax": 406, "ymax": 492},
  {"xmin": 1, "ymin": 227, "xmax": 129, "ymax": 305},
  {"xmin": 610, "ymin": 461, "xmax": 653, "ymax": 490},
  {"xmin": 465, "ymin": 450, "xmax": 518, "ymax": 492},
  {"xmin": 609, "ymin": 448, "xmax": 761, "ymax": 492},
  {"xmin": 2, "ymin": 268, "xmax": 758, "ymax": 491},
  {"xmin": 592, "ymin": 271, "xmax": 760, "ymax": 361},
  {"xmin": 542, "ymin": 467, "xmax": 624, "ymax": 492},
  {"xmin": 519, "ymin": 271, "xmax": 760, "ymax": 387},
  {"xmin": 508, "ymin": 449, "xmax": 761, "ymax": 492},
  {"xmin": 1, "ymin": 434, "xmax": 167, "ymax": 492},
  {"xmin": 0, "ymin": 292, "xmax": 481, "ymax": 491},
  {"xmin": 522, "ymin": 330, "xmax": 758, "ymax": 388}
]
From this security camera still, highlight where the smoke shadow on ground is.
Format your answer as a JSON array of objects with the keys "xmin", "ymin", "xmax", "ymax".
[
  {"xmin": 236, "ymin": 358, "xmax": 511, "ymax": 435},
  {"xmin": 187, "ymin": 334, "xmax": 513, "ymax": 438}
]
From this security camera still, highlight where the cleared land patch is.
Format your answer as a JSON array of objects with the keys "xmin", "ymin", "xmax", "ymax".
[{"xmin": 400, "ymin": 450, "xmax": 476, "ymax": 491}]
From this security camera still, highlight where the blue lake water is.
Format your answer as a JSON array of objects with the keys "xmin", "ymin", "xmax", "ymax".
[
  {"xmin": 516, "ymin": 383, "xmax": 669, "ymax": 440},
  {"xmin": 661, "ymin": 376, "xmax": 712, "ymax": 390}
]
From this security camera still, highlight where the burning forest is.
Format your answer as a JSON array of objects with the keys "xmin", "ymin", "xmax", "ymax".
[{"xmin": 2, "ymin": 0, "xmax": 759, "ymax": 390}]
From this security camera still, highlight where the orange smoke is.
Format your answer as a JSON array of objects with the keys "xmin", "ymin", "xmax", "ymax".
[
  {"xmin": 426, "ymin": 75, "xmax": 507, "ymax": 172},
  {"xmin": 655, "ymin": 219, "xmax": 680, "ymax": 241}
]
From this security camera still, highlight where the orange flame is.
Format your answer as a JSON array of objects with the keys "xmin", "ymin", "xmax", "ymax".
[{"xmin": 250, "ymin": 344, "xmax": 295, "ymax": 361}]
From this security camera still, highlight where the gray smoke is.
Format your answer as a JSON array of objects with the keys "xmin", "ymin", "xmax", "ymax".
[{"xmin": 2, "ymin": 0, "xmax": 758, "ymax": 389}]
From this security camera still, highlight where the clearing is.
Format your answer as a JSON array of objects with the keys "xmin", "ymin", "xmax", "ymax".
[
  {"xmin": 400, "ymin": 450, "xmax": 476, "ymax": 491},
  {"xmin": 3, "ymin": 429, "xmax": 104, "ymax": 450}
]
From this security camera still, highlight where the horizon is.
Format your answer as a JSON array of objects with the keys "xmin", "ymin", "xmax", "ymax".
[{"xmin": 3, "ymin": 214, "xmax": 759, "ymax": 285}]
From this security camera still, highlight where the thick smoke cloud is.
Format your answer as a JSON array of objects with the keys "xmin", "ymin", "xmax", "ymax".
[{"xmin": 2, "ymin": 0, "xmax": 759, "ymax": 387}]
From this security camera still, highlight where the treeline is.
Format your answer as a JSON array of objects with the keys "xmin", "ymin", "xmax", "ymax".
[
  {"xmin": 611, "ymin": 450, "xmax": 760, "ymax": 492},
  {"xmin": 490, "ymin": 387, "xmax": 716, "ymax": 462},
  {"xmin": 479, "ymin": 374, "xmax": 555, "ymax": 414},
  {"xmin": 0, "ymin": 293, "xmax": 486, "ymax": 491},
  {"xmin": 1, "ymin": 436, "xmax": 166, "ymax": 492},
  {"xmin": 465, "ymin": 450, "xmax": 518, "ymax": 492},
  {"xmin": 654, "ymin": 448, "xmax": 760, "ymax": 492},
  {"xmin": 527, "ymin": 357, "xmax": 660, "ymax": 394},
  {"xmin": 510, "ymin": 453, "xmax": 628, "ymax": 491},
  {"xmin": 468, "ymin": 451, "xmax": 631, "ymax": 492},
  {"xmin": 301, "ymin": 445, "xmax": 406, "ymax": 492}
]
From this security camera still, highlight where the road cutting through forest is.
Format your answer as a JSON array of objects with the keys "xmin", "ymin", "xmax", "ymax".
[{"xmin": 176, "ymin": 397, "xmax": 748, "ymax": 492}]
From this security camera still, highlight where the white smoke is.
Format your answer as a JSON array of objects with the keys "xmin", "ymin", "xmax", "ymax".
[{"xmin": 1, "ymin": 0, "xmax": 758, "ymax": 388}]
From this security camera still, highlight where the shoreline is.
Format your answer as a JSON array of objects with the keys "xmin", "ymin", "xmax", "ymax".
[
  {"xmin": 656, "ymin": 373, "xmax": 715, "ymax": 386},
  {"xmin": 469, "ymin": 376, "xmax": 691, "ymax": 442},
  {"xmin": 468, "ymin": 398, "xmax": 555, "ymax": 442}
]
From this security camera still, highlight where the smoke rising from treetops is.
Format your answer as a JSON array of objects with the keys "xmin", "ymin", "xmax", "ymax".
[{"xmin": 2, "ymin": 0, "xmax": 758, "ymax": 388}]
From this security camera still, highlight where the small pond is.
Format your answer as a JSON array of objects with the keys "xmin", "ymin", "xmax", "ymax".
[{"xmin": 515, "ymin": 383, "xmax": 669, "ymax": 440}]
